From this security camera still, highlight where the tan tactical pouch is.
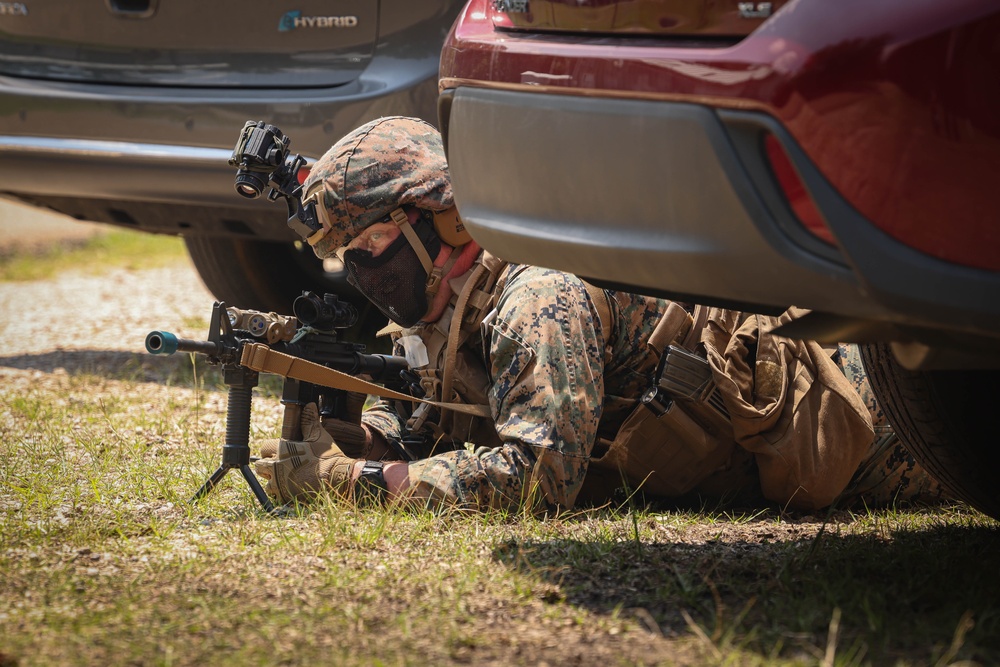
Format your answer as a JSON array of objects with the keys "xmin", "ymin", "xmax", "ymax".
[
  {"xmin": 587, "ymin": 305, "xmax": 875, "ymax": 510},
  {"xmin": 587, "ymin": 303, "xmax": 737, "ymax": 498},
  {"xmin": 591, "ymin": 396, "xmax": 735, "ymax": 497},
  {"xmin": 700, "ymin": 307, "xmax": 874, "ymax": 510}
]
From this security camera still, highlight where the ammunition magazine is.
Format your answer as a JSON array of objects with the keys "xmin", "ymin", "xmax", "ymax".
[{"xmin": 647, "ymin": 345, "xmax": 731, "ymax": 437}]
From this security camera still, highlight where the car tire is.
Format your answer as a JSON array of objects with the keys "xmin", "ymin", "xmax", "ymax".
[
  {"xmin": 183, "ymin": 236, "xmax": 389, "ymax": 352},
  {"xmin": 859, "ymin": 342, "xmax": 1000, "ymax": 520}
]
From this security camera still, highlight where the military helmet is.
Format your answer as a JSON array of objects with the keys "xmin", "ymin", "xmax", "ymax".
[{"xmin": 302, "ymin": 116, "xmax": 453, "ymax": 256}]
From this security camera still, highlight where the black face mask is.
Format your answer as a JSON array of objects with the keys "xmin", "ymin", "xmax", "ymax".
[{"xmin": 343, "ymin": 234, "xmax": 429, "ymax": 328}]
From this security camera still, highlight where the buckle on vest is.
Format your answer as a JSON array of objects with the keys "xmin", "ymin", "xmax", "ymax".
[{"xmin": 425, "ymin": 268, "xmax": 444, "ymax": 296}]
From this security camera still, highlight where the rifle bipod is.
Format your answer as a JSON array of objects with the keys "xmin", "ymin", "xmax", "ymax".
[{"xmin": 190, "ymin": 364, "xmax": 278, "ymax": 515}]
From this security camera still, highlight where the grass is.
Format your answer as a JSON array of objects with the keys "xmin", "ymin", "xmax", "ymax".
[
  {"xmin": 0, "ymin": 229, "xmax": 187, "ymax": 281},
  {"xmin": 1, "ymin": 236, "xmax": 999, "ymax": 666},
  {"xmin": 2, "ymin": 364, "xmax": 998, "ymax": 667}
]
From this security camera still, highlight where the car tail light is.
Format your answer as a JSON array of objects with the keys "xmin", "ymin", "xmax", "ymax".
[{"xmin": 764, "ymin": 134, "xmax": 835, "ymax": 246}]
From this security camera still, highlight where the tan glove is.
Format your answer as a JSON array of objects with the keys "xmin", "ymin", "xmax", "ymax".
[
  {"xmin": 321, "ymin": 417, "xmax": 372, "ymax": 458},
  {"xmin": 254, "ymin": 403, "xmax": 356, "ymax": 504},
  {"xmin": 257, "ymin": 417, "xmax": 371, "ymax": 459}
]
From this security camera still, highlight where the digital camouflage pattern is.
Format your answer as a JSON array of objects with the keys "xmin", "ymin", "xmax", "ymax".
[
  {"xmin": 361, "ymin": 263, "xmax": 667, "ymax": 512},
  {"xmin": 360, "ymin": 278, "xmax": 947, "ymax": 513},
  {"xmin": 302, "ymin": 116, "xmax": 455, "ymax": 257},
  {"xmin": 833, "ymin": 344, "xmax": 947, "ymax": 507}
]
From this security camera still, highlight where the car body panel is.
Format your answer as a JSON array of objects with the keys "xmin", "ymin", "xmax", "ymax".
[
  {"xmin": 0, "ymin": 0, "xmax": 376, "ymax": 88},
  {"xmin": 441, "ymin": 0, "xmax": 1000, "ymax": 272},
  {"xmin": 438, "ymin": 0, "xmax": 1000, "ymax": 349},
  {"xmin": 0, "ymin": 0, "xmax": 465, "ymax": 241},
  {"xmin": 442, "ymin": 86, "xmax": 1000, "ymax": 342}
]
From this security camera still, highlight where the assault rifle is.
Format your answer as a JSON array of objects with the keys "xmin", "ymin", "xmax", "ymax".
[{"xmin": 145, "ymin": 291, "xmax": 414, "ymax": 513}]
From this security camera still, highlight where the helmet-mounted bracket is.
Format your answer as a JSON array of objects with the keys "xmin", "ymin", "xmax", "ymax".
[{"xmin": 301, "ymin": 181, "xmax": 332, "ymax": 247}]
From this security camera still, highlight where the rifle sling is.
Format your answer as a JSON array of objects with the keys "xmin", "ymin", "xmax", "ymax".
[{"xmin": 240, "ymin": 342, "xmax": 492, "ymax": 418}]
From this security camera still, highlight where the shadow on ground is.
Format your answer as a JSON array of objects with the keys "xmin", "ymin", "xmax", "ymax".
[
  {"xmin": 0, "ymin": 349, "xmax": 218, "ymax": 386},
  {"xmin": 494, "ymin": 521, "xmax": 1000, "ymax": 664}
]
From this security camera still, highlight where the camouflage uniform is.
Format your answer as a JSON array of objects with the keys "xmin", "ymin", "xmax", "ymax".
[
  {"xmin": 360, "ymin": 263, "xmax": 667, "ymax": 512},
  {"xmin": 360, "ymin": 278, "xmax": 946, "ymax": 513},
  {"xmin": 298, "ymin": 115, "xmax": 947, "ymax": 514}
]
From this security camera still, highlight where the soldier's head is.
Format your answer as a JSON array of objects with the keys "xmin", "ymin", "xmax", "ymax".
[{"xmin": 302, "ymin": 117, "xmax": 473, "ymax": 328}]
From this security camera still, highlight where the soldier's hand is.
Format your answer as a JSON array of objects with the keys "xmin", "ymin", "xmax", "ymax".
[
  {"xmin": 256, "ymin": 414, "xmax": 371, "ymax": 459},
  {"xmin": 255, "ymin": 403, "xmax": 357, "ymax": 504},
  {"xmin": 321, "ymin": 417, "xmax": 372, "ymax": 458}
]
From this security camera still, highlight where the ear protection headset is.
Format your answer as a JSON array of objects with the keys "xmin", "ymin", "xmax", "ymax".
[{"xmin": 431, "ymin": 207, "xmax": 472, "ymax": 247}]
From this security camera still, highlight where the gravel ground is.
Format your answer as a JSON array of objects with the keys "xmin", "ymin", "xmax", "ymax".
[
  {"xmin": 0, "ymin": 201, "xmax": 216, "ymax": 367},
  {"xmin": 0, "ymin": 264, "xmax": 216, "ymax": 358}
]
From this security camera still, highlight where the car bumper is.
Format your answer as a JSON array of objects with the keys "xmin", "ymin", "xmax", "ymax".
[
  {"xmin": 0, "ymin": 50, "xmax": 440, "ymax": 241},
  {"xmin": 440, "ymin": 85, "xmax": 1000, "ymax": 343}
]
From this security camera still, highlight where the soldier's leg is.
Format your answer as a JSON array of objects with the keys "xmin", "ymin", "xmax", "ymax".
[{"xmin": 833, "ymin": 343, "xmax": 949, "ymax": 508}]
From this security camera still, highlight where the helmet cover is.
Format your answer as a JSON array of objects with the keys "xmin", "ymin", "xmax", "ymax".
[{"xmin": 303, "ymin": 116, "xmax": 453, "ymax": 258}]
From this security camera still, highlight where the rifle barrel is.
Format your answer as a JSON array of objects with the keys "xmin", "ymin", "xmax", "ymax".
[{"xmin": 357, "ymin": 353, "xmax": 409, "ymax": 382}]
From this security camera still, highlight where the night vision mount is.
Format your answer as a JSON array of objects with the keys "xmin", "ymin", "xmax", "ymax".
[{"xmin": 229, "ymin": 120, "xmax": 324, "ymax": 241}]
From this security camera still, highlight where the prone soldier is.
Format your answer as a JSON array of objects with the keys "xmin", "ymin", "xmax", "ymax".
[{"xmin": 253, "ymin": 116, "xmax": 946, "ymax": 513}]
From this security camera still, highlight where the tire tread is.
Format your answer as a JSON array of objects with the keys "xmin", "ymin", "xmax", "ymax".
[{"xmin": 860, "ymin": 342, "xmax": 998, "ymax": 519}]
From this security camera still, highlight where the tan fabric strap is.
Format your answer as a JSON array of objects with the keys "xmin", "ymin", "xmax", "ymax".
[
  {"xmin": 425, "ymin": 245, "xmax": 463, "ymax": 302},
  {"xmin": 684, "ymin": 304, "xmax": 711, "ymax": 350},
  {"xmin": 391, "ymin": 208, "xmax": 435, "ymax": 275},
  {"xmin": 439, "ymin": 262, "xmax": 490, "ymax": 429},
  {"xmin": 240, "ymin": 342, "xmax": 492, "ymax": 418},
  {"xmin": 583, "ymin": 282, "xmax": 612, "ymax": 334}
]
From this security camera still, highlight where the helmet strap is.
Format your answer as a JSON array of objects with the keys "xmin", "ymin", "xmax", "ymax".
[
  {"xmin": 387, "ymin": 207, "xmax": 462, "ymax": 306},
  {"xmin": 424, "ymin": 246, "xmax": 463, "ymax": 303},
  {"xmin": 390, "ymin": 208, "xmax": 435, "ymax": 275}
]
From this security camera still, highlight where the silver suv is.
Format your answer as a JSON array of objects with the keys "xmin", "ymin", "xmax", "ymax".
[{"xmin": 0, "ymin": 0, "xmax": 463, "ymax": 337}]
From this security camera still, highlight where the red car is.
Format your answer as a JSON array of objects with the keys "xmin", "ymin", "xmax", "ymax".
[{"xmin": 437, "ymin": 0, "xmax": 1000, "ymax": 517}]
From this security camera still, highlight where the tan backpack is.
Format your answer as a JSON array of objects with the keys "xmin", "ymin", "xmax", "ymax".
[{"xmin": 589, "ymin": 306, "xmax": 874, "ymax": 510}]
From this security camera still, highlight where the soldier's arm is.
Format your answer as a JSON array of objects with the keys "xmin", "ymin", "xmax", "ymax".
[{"xmin": 399, "ymin": 267, "xmax": 607, "ymax": 512}]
